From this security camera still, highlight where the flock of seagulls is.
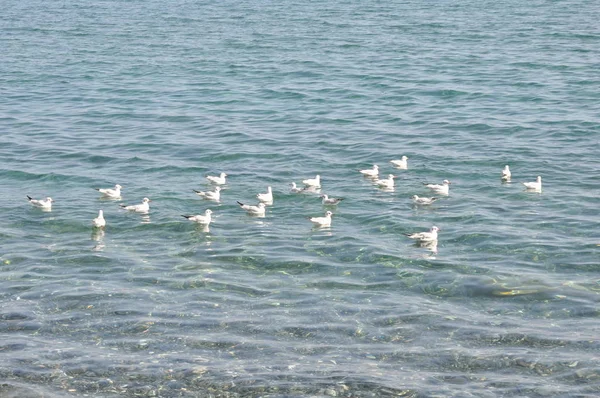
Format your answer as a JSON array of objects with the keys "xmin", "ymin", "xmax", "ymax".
[{"xmin": 25, "ymin": 160, "xmax": 543, "ymax": 252}]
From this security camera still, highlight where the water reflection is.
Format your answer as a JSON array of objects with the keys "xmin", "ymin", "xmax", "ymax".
[{"xmin": 91, "ymin": 229, "xmax": 105, "ymax": 251}]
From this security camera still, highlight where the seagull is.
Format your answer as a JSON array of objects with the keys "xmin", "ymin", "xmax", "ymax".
[
  {"xmin": 194, "ymin": 186, "xmax": 221, "ymax": 202},
  {"xmin": 375, "ymin": 174, "xmax": 396, "ymax": 189},
  {"xmin": 257, "ymin": 186, "xmax": 273, "ymax": 203},
  {"xmin": 412, "ymin": 195, "xmax": 438, "ymax": 205},
  {"xmin": 501, "ymin": 165, "xmax": 511, "ymax": 182},
  {"xmin": 359, "ymin": 164, "xmax": 379, "ymax": 178},
  {"xmin": 321, "ymin": 194, "xmax": 344, "ymax": 206},
  {"xmin": 309, "ymin": 210, "xmax": 333, "ymax": 227},
  {"xmin": 390, "ymin": 156, "xmax": 408, "ymax": 169},
  {"xmin": 206, "ymin": 172, "xmax": 227, "ymax": 185},
  {"xmin": 182, "ymin": 209, "xmax": 213, "ymax": 224},
  {"xmin": 92, "ymin": 210, "xmax": 106, "ymax": 228},
  {"xmin": 26, "ymin": 196, "xmax": 53, "ymax": 210},
  {"xmin": 96, "ymin": 184, "xmax": 122, "ymax": 198},
  {"xmin": 405, "ymin": 226, "xmax": 440, "ymax": 242},
  {"xmin": 237, "ymin": 201, "xmax": 266, "ymax": 216},
  {"xmin": 424, "ymin": 180, "xmax": 451, "ymax": 195},
  {"xmin": 120, "ymin": 197, "xmax": 151, "ymax": 213},
  {"xmin": 290, "ymin": 182, "xmax": 305, "ymax": 193},
  {"xmin": 302, "ymin": 174, "xmax": 321, "ymax": 188},
  {"xmin": 523, "ymin": 176, "xmax": 542, "ymax": 191}
]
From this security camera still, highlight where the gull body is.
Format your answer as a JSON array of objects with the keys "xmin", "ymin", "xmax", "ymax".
[
  {"xmin": 321, "ymin": 194, "xmax": 344, "ymax": 206},
  {"xmin": 375, "ymin": 174, "xmax": 396, "ymax": 189},
  {"xmin": 26, "ymin": 196, "xmax": 53, "ymax": 210},
  {"xmin": 290, "ymin": 182, "xmax": 304, "ymax": 193},
  {"xmin": 309, "ymin": 210, "xmax": 333, "ymax": 227},
  {"xmin": 405, "ymin": 226, "xmax": 440, "ymax": 242},
  {"xmin": 412, "ymin": 195, "xmax": 438, "ymax": 205},
  {"xmin": 302, "ymin": 175, "xmax": 321, "ymax": 188},
  {"xmin": 237, "ymin": 201, "xmax": 266, "ymax": 216},
  {"xmin": 390, "ymin": 156, "xmax": 409, "ymax": 169},
  {"xmin": 120, "ymin": 197, "xmax": 151, "ymax": 213},
  {"xmin": 96, "ymin": 184, "xmax": 122, "ymax": 198},
  {"xmin": 523, "ymin": 176, "xmax": 542, "ymax": 191},
  {"xmin": 257, "ymin": 186, "xmax": 273, "ymax": 203},
  {"xmin": 501, "ymin": 165, "xmax": 511, "ymax": 182},
  {"xmin": 194, "ymin": 186, "xmax": 221, "ymax": 202},
  {"xmin": 182, "ymin": 209, "xmax": 213, "ymax": 224},
  {"xmin": 359, "ymin": 164, "xmax": 379, "ymax": 178},
  {"xmin": 92, "ymin": 210, "xmax": 106, "ymax": 228},
  {"xmin": 424, "ymin": 180, "xmax": 451, "ymax": 195},
  {"xmin": 206, "ymin": 172, "xmax": 227, "ymax": 185}
]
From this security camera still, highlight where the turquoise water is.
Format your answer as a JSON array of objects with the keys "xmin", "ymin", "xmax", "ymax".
[{"xmin": 1, "ymin": 0, "xmax": 599, "ymax": 396}]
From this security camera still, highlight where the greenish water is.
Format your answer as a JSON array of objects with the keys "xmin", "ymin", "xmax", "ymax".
[{"xmin": 1, "ymin": 0, "xmax": 599, "ymax": 396}]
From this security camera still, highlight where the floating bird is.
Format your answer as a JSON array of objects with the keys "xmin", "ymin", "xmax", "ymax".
[
  {"xmin": 206, "ymin": 172, "xmax": 227, "ymax": 185},
  {"xmin": 501, "ymin": 165, "xmax": 511, "ymax": 182},
  {"xmin": 182, "ymin": 209, "xmax": 213, "ymax": 225},
  {"xmin": 302, "ymin": 174, "xmax": 321, "ymax": 188},
  {"xmin": 290, "ymin": 182, "xmax": 305, "ymax": 193},
  {"xmin": 390, "ymin": 156, "xmax": 409, "ymax": 169},
  {"xmin": 321, "ymin": 194, "xmax": 344, "ymax": 206},
  {"xmin": 424, "ymin": 180, "xmax": 451, "ymax": 195},
  {"xmin": 309, "ymin": 210, "xmax": 333, "ymax": 227},
  {"xmin": 120, "ymin": 197, "xmax": 151, "ymax": 213},
  {"xmin": 375, "ymin": 174, "xmax": 396, "ymax": 189},
  {"xmin": 359, "ymin": 164, "xmax": 379, "ymax": 178},
  {"xmin": 26, "ymin": 195, "xmax": 53, "ymax": 210},
  {"xmin": 96, "ymin": 184, "xmax": 122, "ymax": 198},
  {"xmin": 257, "ymin": 186, "xmax": 273, "ymax": 203},
  {"xmin": 92, "ymin": 210, "xmax": 106, "ymax": 228},
  {"xmin": 412, "ymin": 195, "xmax": 438, "ymax": 205},
  {"xmin": 523, "ymin": 176, "xmax": 542, "ymax": 191},
  {"xmin": 194, "ymin": 186, "xmax": 221, "ymax": 202},
  {"xmin": 405, "ymin": 226, "xmax": 440, "ymax": 242},
  {"xmin": 237, "ymin": 201, "xmax": 266, "ymax": 216}
]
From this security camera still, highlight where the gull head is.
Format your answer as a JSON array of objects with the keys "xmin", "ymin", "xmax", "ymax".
[
  {"xmin": 214, "ymin": 186, "xmax": 222, "ymax": 192},
  {"xmin": 537, "ymin": 176, "xmax": 542, "ymax": 182},
  {"xmin": 443, "ymin": 180, "xmax": 451, "ymax": 185},
  {"xmin": 325, "ymin": 211, "xmax": 333, "ymax": 217},
  {"xmin": 431, "ymin": 226, "xmax": 440, "ymax": 232},
  {"xmin": 412, "ymin": 195, "xmax": 419, "ymax": 200},
  {"xmin": 373, "ymin": 165, "xmax": 379, "ymax": 170},
  {"xmin": 220, "ymin": 173, "xmax": 228, "ymax": 177},
  {"xmin": 115, "ymin": 184, "xmax": 122, "ymax": 189},
  {"xmin": 46, "ymin": 197, "xmax": 54, "ymax": 202},
  {"xmin": 205, "ymin": 209, "xmax": 213, "ymax": 215},
  {"xmin": 402, "ymin": 155, "xmax": 408, "ymax": 160},
  {"xmin": 388, "ymin": 174, "xmax": 396, "ymax": 179},
  {"xmin": 142, "ymin": 197, "xmax": 151, "ymax": 203},
  {"xmin": 258, "ymin": 203, "xmax": 266, "ymax": 209}
]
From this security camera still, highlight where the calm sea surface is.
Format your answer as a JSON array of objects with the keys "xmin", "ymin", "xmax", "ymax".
[{"xmin": 1, "ymin": 0, "xmax": 599, "ymax": 396}]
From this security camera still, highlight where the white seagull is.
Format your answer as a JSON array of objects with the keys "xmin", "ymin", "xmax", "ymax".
[
  {"xmin": 309, "ymin": 210, "xmax": 333, "ymax": 227},
  {"xmin": 523, "ymin": 176, "xmax": 542, "ymax": 191},
  {"xmin": 206, "ymin": 172, "xmax": 227, "ymax": 185},
  {"xmin": 412, "ymin": 195, "xmax": 438, "ymax": 205},
  {"xmin": 405, "ymin": 226, "xmax": 440, "ymax": 242},
  {"xmin": 257, "ymin": 186, "xmax": 273, "ymax": 203},
  {"xmin": 390, "ymin": 156, "xmax": 409, "ymax": 169},
  {"xmin": 302, "ymin": 174, "xmax": 321, "ymax": 188},
  {"xmin": 182, "ymin": 209, "xmax": 213, "ymax": 224},
  {"xmin": 237, "ymin": 201, "xmax": 266, "ymax": 216},
  {"xmin": 120, "ymin": 197, "xmax": 151, "ymax": 213},
  {"xmin": 194, "ymin": 186, "xmax": 221, "ymax": 202},
  {"xmin": 424, "ymin": 180, "xmax": 451, "ymax": 195},
  {"xmin": 359, "ymin": 164, "xmax": 379, "ymax": 178},
  {"xmin": 501, "ymin": 165, "xmax": 511, "ymax": 182},
  {"xmin": 375, "ymin": 174, "xmax": 396, "ymax": 189},
  {"xmin": 290, "ymin": 182, "xmax": 305, "ymax": 193},
  {"xmin": 96, "ymin": 184, "xmax": 122, "ymax": 198},
  {"xmin": 26, "ymin": 196, "xmax": 54, "ymax": 210},
  {"xmin": 92, "ymin": 210, "xmax": 106, "ymax": 228},
  {"xmin": 321, "ymin": 194, "xmax": 344, "ymax": 206}
]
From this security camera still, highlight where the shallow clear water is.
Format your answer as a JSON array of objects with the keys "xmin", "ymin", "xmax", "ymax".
[{"xmin": 1, "ymin": 0, "xmax": 599, "ymax": 396}]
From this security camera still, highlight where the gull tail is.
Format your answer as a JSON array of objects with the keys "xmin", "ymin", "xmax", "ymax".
[
  {"xmin": 181, "ymin": 215, "xmax": 192, "ymax": 219},
  {"xmin": 237, "ymin": 201, "xmax": 244, "ymax": 207},
  {"xmin": 119, "ymin": 204, "xmax": 127, "ymax": 208},
  {"xmin": 26, "ymin": 195, "xmax": 33, "ymax": 201}
]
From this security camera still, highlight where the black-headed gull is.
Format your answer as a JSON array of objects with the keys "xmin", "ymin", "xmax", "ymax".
[
  {"xmin": 96, "ymin": 184, "xmax": 122, "ymax": 198},
  {"xmin": 182, "ymin": 209, "xmax": 212, "ymax": 224},
  {"xmin": 523, "ymin": 176, "xmax": 542, "ymax": 191},
  {"xmin": 375, "ymin": 174, "xmax": 396, "ymax": 189},
  {"xmin": 309, "ymin": 210, "xmax": 333, "ymax": 227},
  {"xmin": 206, "ymin": 172, "xmax": 227, "ymax": 185},
  {"xmin": 26, "ymin": 195, "xmax": 53, "ymax": 210},
  {"xmin": 257, "ymin": 186, "xmax": 273, "ymax": 203},
  {"xmin": 405, "ymin": 226, "xmax": 439, "ymax": 242},
  {"xmin": 302, "ymin": 175, "xmax": 321, "ymax": 188},
  {"xmin": 412, "ymin": 195, "xmax": 437, "ymax": 205},
  {"xmin": 237, "ymin": 201, "xmax": 266, "ymax": 216},
  {"xmin": 390, "ymin": 156, "xmax": 408, "ymax": 169},
  {"xmin": 424, "ymin": 180, "xmax": 451, "ymax": 195},
  {"xmin": 359, "ymin": 164, "xmax": 379, "ymax": 178},
  {"xmin": 320, "ymin": 194, "xmax": 344, "ymax": 205},
  {"xmin": 290, "ymin": 182, "xmax": 305, "ymax": 193},
  {"xmin": 92, "ymin": 210, "xmax": 106, "ymax": 228},
  {"xmin": 501, "ymin": 165, "xmax": 511, "ymax": 182},
  {"xmin": 194, "ymin": 186, "xmax": 221, "ymax": 202},
  {"xmin": 120, "ymin": 197, "xmax": 151, "ymax": 213}
]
